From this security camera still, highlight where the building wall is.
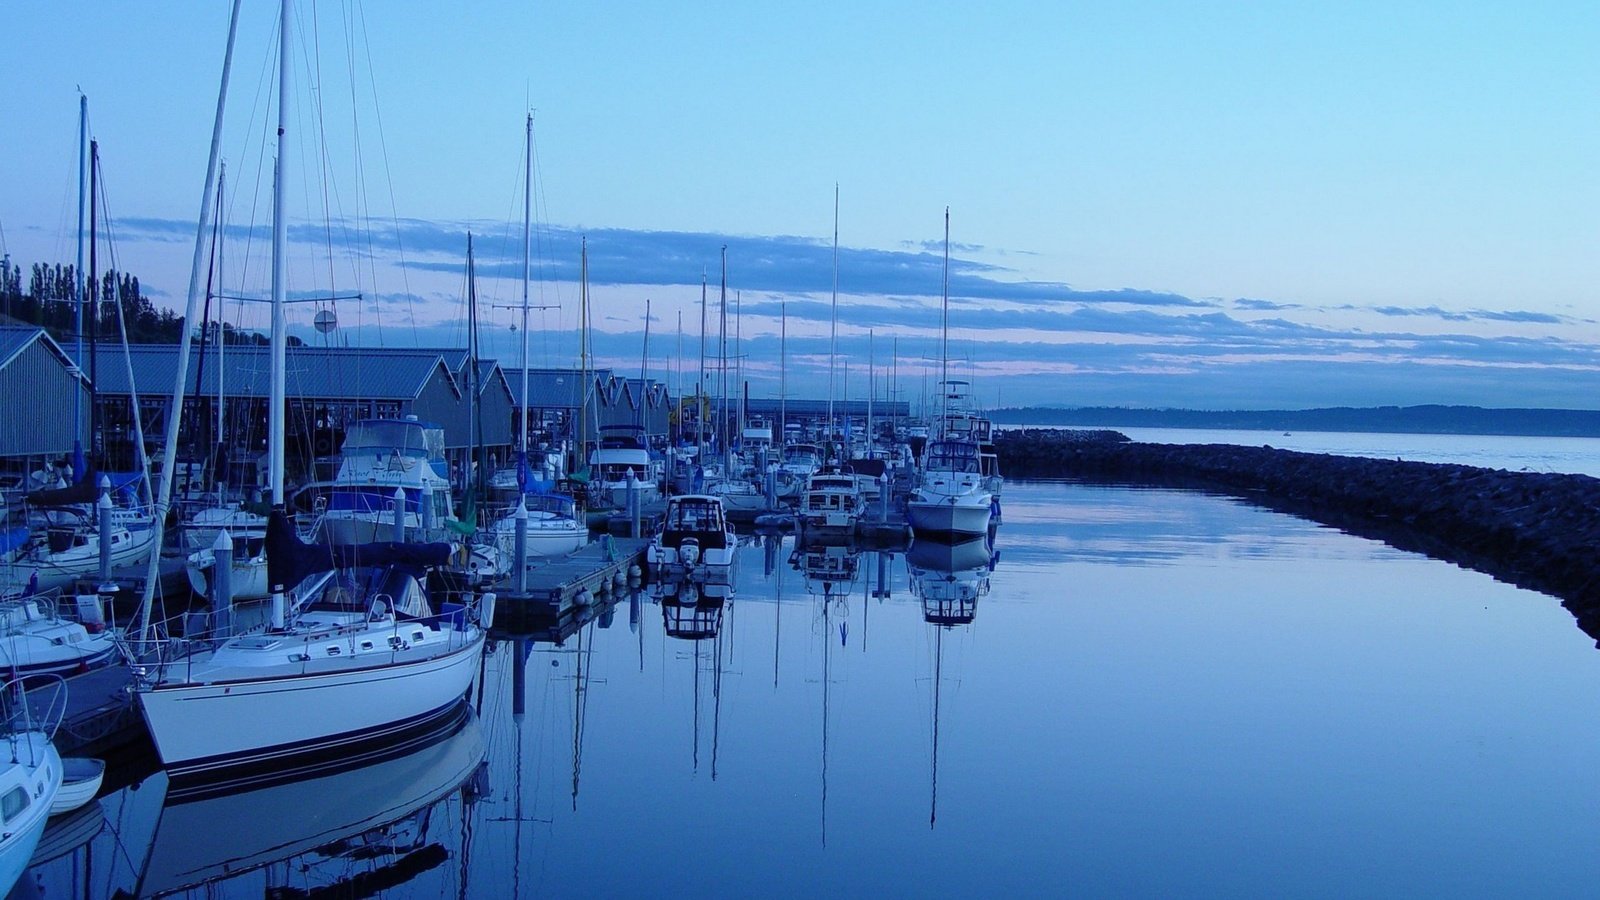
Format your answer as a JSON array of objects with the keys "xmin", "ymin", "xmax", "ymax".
[{"xmin": 0, "ymin": 338, "xmax": 87, "ymax": 459}]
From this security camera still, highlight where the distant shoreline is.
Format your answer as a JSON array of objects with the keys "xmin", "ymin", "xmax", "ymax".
[{"xmin": 990, "ymin": 405, "xmax": 1600, "ymax": 438}]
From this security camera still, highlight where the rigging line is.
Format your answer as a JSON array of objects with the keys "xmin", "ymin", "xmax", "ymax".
[{"xmin": 352, "ymin": 0, "xmax": 416, "ymax": 336}]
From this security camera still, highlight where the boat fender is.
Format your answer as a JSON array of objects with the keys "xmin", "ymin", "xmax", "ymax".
[{"xmin": 478, "ymin": 592, "xmax": 496, "ymax": 629}]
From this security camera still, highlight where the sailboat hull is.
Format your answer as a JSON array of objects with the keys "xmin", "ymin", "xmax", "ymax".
[{"xmin": 134, "ymin": 631, "xmax": 484, "ymax": 783}]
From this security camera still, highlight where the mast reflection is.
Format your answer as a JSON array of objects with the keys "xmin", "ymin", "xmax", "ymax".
[{"xmin": 909, "ymin": 535, "xmax": 997, "ymax": 828}]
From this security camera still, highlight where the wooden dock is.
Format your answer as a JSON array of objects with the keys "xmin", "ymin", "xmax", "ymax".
[
  {"xmin": 25, "ymin": 664, "xmax": 146, "ymax": 759},
  {"xmin": 492, "ymin": 536, "xmax": 648, "ymax": 626}
]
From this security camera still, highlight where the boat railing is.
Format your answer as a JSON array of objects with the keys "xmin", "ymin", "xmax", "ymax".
[{"xmin": 0, "ymin": 673, "xmax": 68, "ymax": 742}]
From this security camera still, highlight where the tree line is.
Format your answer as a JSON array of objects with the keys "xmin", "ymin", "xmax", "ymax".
[{"xmin": 0, "ymin": 256, "xmax": 275, "ymax": 346}]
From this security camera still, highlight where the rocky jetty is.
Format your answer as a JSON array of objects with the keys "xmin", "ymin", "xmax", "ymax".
[{"xmin": 995, "ymin": 428, "xmax": 1600, "ymax": 643}]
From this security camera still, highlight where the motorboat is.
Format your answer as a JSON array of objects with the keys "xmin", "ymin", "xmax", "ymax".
[
  {"xmin": 586, "ymin": 425, "xmax": 662, "ymax": 509},
  {"xmin": 797, "ymin": 466, "xmax": 863, "ymax": 538},
  {"xmin": 647, "ymin": 495, "xmax": 737, "ymax": 584},
  {"xmin": 906, "ymin": 438, "xmax": 994, "ymax": 541},
  {"xmin": 319, "ymin": 418, "xmax": 460, "ymax": 545},
  {"xmin": 908, "ymin": 536, "xmax": 995, "ymax": 625}
]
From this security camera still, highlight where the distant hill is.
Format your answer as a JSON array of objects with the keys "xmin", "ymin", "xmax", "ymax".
[{"xmin": 991, "ymin": 405, "xmax": 1600, "ymax": 438}]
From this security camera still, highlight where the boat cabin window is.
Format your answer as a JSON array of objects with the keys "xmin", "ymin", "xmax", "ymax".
[{"xmin": 1, "ymin": 786, "xmax": 28, "ymax": 822}]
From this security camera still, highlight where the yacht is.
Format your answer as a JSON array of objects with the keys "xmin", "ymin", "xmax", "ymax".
[
  {"xmin": 906, "ymin": 437, "xmax": 994, "ymax": 540},
  {"xmin": 797, "ymin": 465, "xmax": 863, "ymax": 539},
  {"xmin": 319, "ymin": 418, "xmax": 458, "ymax": 545},
  {"xmin": 0, "ymin": 590, "xmax": 118, "ymax": 677},
  {"xmin": 586, "ymin": 425, "xmax": 661, "ymax": 509}
]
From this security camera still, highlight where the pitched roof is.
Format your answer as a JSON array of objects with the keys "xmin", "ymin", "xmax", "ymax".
[
  {"xmin": 0, "ymin": 325, "xmax": 87, "ymax": 381},
  {"xmin": 90, "ymin": 344, "xmax": 461, "ymax": 401}
]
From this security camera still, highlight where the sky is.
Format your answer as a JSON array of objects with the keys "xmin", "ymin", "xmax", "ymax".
[{"xmin": 4, "ymin": 1, "xmax": 1598, "ymax": 411}]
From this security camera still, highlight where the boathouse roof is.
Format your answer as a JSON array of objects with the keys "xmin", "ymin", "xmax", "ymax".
[{"xmin": 91, "ymin": 344, "xmax": 463, "ymax": 401}]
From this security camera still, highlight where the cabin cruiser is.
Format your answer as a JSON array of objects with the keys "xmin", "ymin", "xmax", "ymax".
[
  {"xmin": 319, "ymin": 418, "xmax": 460, "ymax": 545},
  {"xmin": 586, "ymin": 425, "xmax": 661, "ymax": 509},
  {"xmin": 797, "ymin": 466, "xmax": 863, "ymax": 539},
  {"xmin": 906, "ymin": 438, "xmax": 994, "ymax": 541},
  {"xmin": 647, "ymin": 495, "xmax": 737, "ymax": 584}
]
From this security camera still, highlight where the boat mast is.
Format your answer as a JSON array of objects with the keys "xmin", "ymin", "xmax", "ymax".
[
  {"xmin": 828, "ymin": 185, "xmax": 839, "ymax": 460},
  {"xmin": 698, "ymin": 271, "xmax": 707, "ymax": 463},
  {"xmin": 268, "ymin": 0, "xmax": 291, "ymax": 623},
  {"xmin": 468, "ymin": 233, "xmax": 484, "ymax": 501},
  {"xmin": 137, "ymin": 0, "xmax": 242, "ymax": 641},
  {"xmin": 519, "ymin": 113, "xmax": 532, "ymax": 480},
  {"xmin": 638, "ymin": 298, "xmax": 651, "ymax": 430},
  {"xmin": 73, "ymin": 93, "xmax": 87, "ymax": 480},
  {"xmin": 939, "ymin": 207, "xmax": 950, "ymax": 436},
  {"xmin": 779, "ymin": 300, "xmax": 787, "ymax": 448},
  {"xmin": 718, "ymin": 245, "xmax": 728, "ymax": 470},
  {"xmin": 87, "ymin": 139, "xmax": 99, "ymax": 468}
]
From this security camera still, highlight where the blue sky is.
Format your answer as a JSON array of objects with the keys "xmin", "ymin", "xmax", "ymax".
[{"xmin": 4, "ymin": 1, "xmax": 1598, "ymax": 410}]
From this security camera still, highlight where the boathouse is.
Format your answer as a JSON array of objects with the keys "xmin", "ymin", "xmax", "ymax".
[{"xmin": 0, "ymin": 325, "xmax": 90, "ymax": 466}]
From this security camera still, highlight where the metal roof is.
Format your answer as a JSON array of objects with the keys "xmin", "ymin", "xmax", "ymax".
[
  {"xmin": 90, "ymin": 344, "xmax": 462, "ymax": 401},
  {"xmin": 0, "ymin": 325, "xmax": 83, "ymax": 379}
]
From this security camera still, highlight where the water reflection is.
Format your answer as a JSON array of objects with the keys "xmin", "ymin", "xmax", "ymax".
[
  {"xmin": 907, "ymin": 536, "xmax": 998, "ymax": 829},
  {"xmin": 655, "ymin": 580, "xmax": 732, "ymax": 778},
  {"xmin": 909, "ymin": 536, "xmax": 996, "ymax": 626},
  {"xmin": 25, "ymin": 711, "xmax": 486, "ymax": 898}
]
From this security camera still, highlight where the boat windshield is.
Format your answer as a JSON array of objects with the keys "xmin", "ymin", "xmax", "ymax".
[
  {"xmin": 927, "ymin": 441, "xmax": 981, "ymax": 473},
  {"xmin": 665, "ymin": 501, "xmax": 723, "ymax": 532},
  {"xmin": 341, "ymin": 421, "xmax": 445, "ymax": 460}
]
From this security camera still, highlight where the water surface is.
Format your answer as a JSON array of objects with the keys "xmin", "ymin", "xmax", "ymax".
[{"xmin": 22, "ymin": 480, "xmax": 1600, "ymax": 897}]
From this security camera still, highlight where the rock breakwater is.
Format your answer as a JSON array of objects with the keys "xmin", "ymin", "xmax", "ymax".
[{"xmin": 995, "ymin": 428, "xmax": 1600, "ymax": 643}]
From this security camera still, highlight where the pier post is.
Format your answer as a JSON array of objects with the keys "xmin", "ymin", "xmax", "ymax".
[
  {"xmin": 213, "ymin": 529, "xmax": 234, "ymax": 637},
  {"xmin": 627, "ymin": 470, "xmax": 641, "ymax": 538},
  {"xmin": 96, "ymin": 482, "xmax": 114, "ymax": 590},
  {"xmin": 875, "ymin": 550, "xmax": 890, "ymax": 598},
  {"xmin": 879, "ymin": 475, "xmax": 890, "ymax": 523},
  {"xmin": 766, "ymin": 468, "xmax": 777, "ymax": 508},
  {"xmin": 391, "ymin": 487, "xmax": 406, "ymax": 542},
  {"xmin": 514, "ymin": 499, "xmax": 528, "ymax": 594}
]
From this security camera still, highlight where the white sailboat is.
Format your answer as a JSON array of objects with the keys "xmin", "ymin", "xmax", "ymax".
[
  {"xmin": 123, "ymin": 0, "xmax": 489, "ymax": 784},
  {"xmin": 486, "ymin": 114, "xmax": 588, "ymax": 567},
  {"xmin": 0, "ymin": 676, "xmax": 65, "ymax": 896}
]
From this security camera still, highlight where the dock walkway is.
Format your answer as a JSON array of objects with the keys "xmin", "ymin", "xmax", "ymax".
[{"xmin": 495, "ymin": 536, "xmax": 647, "ymax": 625}]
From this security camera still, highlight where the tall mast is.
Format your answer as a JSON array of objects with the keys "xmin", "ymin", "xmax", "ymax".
[
  {"xmin": 87, "ymin": 140, "xmax": 99, "ymax": 467},
  {"xmin": 468, "ymin": 233, "xmax": 484, "ymax": 499},
  {"xmin": 216, "ymin": 162, "xmax": 227, "ymax": 459},
  {"xmin": 939, "ymin": 207, "xmax": 950, "ymax": 433},
  {"xmin": 867, "ymin": 329, "xmax": 874, "ymax": 457},
  {"xmin": 519, "ymin": 113, "xmax": 532, "ymax": 463},
  {"xmin": 269, "ymin": 0, "xmax": 291, "ymax": 514},
  {"xmin": 138, "ymin": 0, "xmax": 243, "ymax": 638},
  {"xmin": 638, "ymin": 298, "xmax": 651, "ymax": 429},
  {"xmin": 779, "ymin": 301, "xmax": 787, "ymax": 447},
  {"xmin": 828, "ymin": 185, "xmax": 839, "ymax": 458},
  {"xmin": 698, "ymin": 271, "xmax": 707, "ymax": 461},
  {"xmin": 718, "ymin": 246, "xmax": 728, "ymax": 466},
  {"xmin": 73, "ymin": 93, "xmax": 87, "ymax": 479}
]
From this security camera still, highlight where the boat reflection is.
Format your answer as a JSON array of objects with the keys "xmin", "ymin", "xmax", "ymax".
[
  {"xmin": 791, "ymin": 542, "xmax": 862, "ymax": 599},
  {"xmin": 655, "ymin": 580, "xmax": 732, "ymax": 777},
  {"xmin": 910, "ymin": 536, "xmax": 997, "ymax": 828},
  {"xmin": 97, "ymin": 709, "xmax": 485, "ymax": 897},
  {"xmin": 908, "ymin": 536, "xmax": 995, "ymax": 626},
  {"xmin": 658, "ymin": 580, "xmax": 730, "ymax": 641}
]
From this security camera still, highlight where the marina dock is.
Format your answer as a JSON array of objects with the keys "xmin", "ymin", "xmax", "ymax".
[
  {"xmin": 28, "ymin": 664, "xmax": 144, "ymax": 759},
  {"xmin": 492, "ymin": 536, "xmax": 648, "ymax": 629}
]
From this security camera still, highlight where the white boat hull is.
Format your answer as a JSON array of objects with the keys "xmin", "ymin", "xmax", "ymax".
[
  {"xmin": 49, "ymin": 757, "xmax": 105, "ymax": 815},
  {"xmin": 0, "ymin": 731, "xmax": 61, "ymax": 896},
  {"xmin": 907, "ymin": 493, "xmax": 994, "ymax": 539},
  {"xmin": 134, "ymin": 631, "xmax": 484, "ymax": 781}
]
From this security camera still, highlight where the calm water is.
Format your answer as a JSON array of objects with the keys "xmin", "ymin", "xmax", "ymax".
[
  {"xmin": 21, "ymin": 477, "xmax": 1600, "ymax": 897},
  {"xmin": 1088, "ymin": 425, "xmax": 1600, "ymax": 476}
]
